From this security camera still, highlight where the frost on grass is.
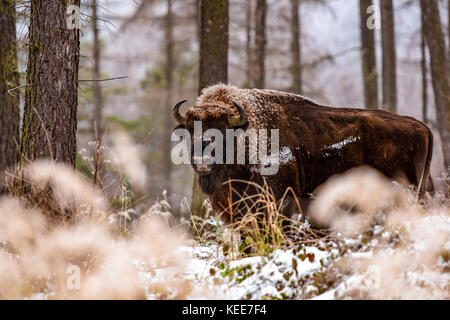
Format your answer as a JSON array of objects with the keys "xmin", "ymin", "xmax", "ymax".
[
  {"xmin": 183, "ymin": 167, "xmax": 449, "ymax": 300},
  {"xmin": 0, "ymin": 142, "xmax": 449, "ymax": 300},
  {"xmin": 0, "ymin": 193, "xmax": 205, "ymax": 299}
]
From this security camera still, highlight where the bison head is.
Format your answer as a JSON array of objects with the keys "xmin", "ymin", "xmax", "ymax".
[{"xmin": 172, "ymin": 100, "xmax": 249, "ymax": 195}]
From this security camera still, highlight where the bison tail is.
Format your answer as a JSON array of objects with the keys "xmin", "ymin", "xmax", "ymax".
[{"xmin": 419, "ymin": 125, "xmax": 435, "ymax": 196}]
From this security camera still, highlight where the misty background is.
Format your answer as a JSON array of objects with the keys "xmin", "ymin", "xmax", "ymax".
[{"xmin": 14, "ymin": 0, "xmax": 448, "ymax": 215}]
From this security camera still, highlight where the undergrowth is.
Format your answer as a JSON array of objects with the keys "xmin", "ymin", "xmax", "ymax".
[{"xmin": 0, "ymin": 131, "xmax": 448, "ymax": 300}]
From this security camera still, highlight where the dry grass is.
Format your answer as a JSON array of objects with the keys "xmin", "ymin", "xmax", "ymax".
[
  {"xmin": 307, "ymin": 167, "xmax": 450, "ymax": 299},
  {"xmin": 0, "ymin": 130, "xmax": 448, "ymax": 299},
  {"xmin": 0, "ymin": 131, "xmax": 213, "ymax": 300},
  {"xmin": 0, "ymin": 160, "xmax": 196, "ymax": 299},
  {"xmin": 189, "ymin": 179, "xmax": 329, "ymax": 258}
]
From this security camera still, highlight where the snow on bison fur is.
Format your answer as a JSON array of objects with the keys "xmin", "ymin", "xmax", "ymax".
[{"xmin": 172, "ymin": 84, "xmax": 434, "ymax": 223}]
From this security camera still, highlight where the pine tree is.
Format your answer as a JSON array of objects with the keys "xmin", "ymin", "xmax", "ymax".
[
  {"xmin": 420, "ymin": 0, "xmax": 450, "ymax": 168},
  {"xmin": 421, "ymin": 5, "xmax": 428, "ymax": 124},
  {"xmin": 380, "ymin": 0, "xmax": 397, "ymax": 113},
  {"xmin": 20, "ymin": 0, "xmax": 80, "ymax": 166},
  {"xmin": 290, "ymin": 0, "xmax": 302, "ymax": 94},
  {"xmin": 245, "ymin": 0, "xmax": 254, "ymax": 88},
  {"xmin": 191, "ymin": 0, "xmax": 229, "ymax": 217},
  {"xmin": 254, "ymin": 0, "xmax": 266, "ymax": 89},
  {"xmin": 92, "ymin": 0, "xmax": 103, "ymax": 142},
  {"xmin": 163, "ymin": 0, "xmax": 174, "ymax": 196},
  {"xmin": 359, "ymin": 0, "xmax": 379, "ymax": 109},
  {"xmin": 0, "ymin": 0, "xmax": 20, "ymax": 193}
]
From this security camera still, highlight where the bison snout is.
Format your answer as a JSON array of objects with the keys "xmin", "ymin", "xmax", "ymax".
[
  {"xmin": 193, "ymin": 156, "xmax": 214, "ymax": 175},
  {"xmin": 195, "ymin": 163, "xmax": 213, "ymax": 176}
]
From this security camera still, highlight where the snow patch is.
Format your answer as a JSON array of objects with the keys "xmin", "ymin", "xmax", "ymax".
[{"xmin": 323, "ymin": 136, "xmax": 360, "ymax": 151}]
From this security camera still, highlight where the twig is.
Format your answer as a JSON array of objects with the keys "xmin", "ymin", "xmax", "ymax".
[
  {"xmin": 79, "ymin": 76, "xmax": 128, "ymax": 82},
  {"xmin": 7, "ymin": 77, "xmax": 127, "ymax": 95},
  {"xmin": 7, "ymin": 83, "xmax": 30, "ymax": 96}
]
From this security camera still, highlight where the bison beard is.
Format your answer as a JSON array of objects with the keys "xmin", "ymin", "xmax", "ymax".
[
  {"xmin": 172, "ymin": 84, "xmax": 434, "ymax": 225},
  {"xmin": 198, "ymin": 173, "xmax": 215, "ymax": 195}
]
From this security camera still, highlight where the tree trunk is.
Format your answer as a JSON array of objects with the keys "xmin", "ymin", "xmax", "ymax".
[
  {"xmin": 0, "ymin": 0, "xmax": 20, "ymax": 193},
  {"xmin": 421, "ymin": 6, "xmax": 428, "ymax": 124},
  {"xmin": 420, "ymin": 0, "xmax": 450, "ymax": 169},
  {"xmin": 245, "ymin": 0, "xmax": 253, "ymax": 88},
  {"xmin": 380, "ymin": 0, "xmax": 397, "ymax": 113},
  {"xmin": 254, "ymin": 0, "xmax": 266, "ymax": 89},
  {"xmin": 163, "ymin": 0, "xmax": 174, "ymax": 196},
  {"xmin": 20, "ymin": 0, "xmax": 80, "ymax": 166},
  {"xmin": 192, "ymin": 0, "xmax": 229, "ymax": 217},
  {"xmin": 359, "ymin": 0, "xmax": 379, "ymax": 109},
  {"xmin": 290, "ymin": 0, "xmax": 302, "ymax": 94},
  {"xmin": 198, "ymin": 0, "xmax": 228, "ymax": 92},
  {"xmin": 92, "ymin": 0, "xmax": 103, "ymax": 142},
  {"xmin": 195, "ymin": 0, "xmax": 200, "ymax": 44}
]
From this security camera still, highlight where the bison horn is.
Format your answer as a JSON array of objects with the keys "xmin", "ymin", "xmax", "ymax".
[
  {"xmin": 230, "ymin": 101, "xmax": 249, "ymax": 127},
  {"xmin": 172, "ymin": 99, "xmax": 187, "ymax": 124}
]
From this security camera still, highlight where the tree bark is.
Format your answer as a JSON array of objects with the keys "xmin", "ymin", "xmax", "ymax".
[
  {"xmin": 195, "ymin": 0, "xmax": 200, "ymax": 44},
  {"xmin": 290, "ymin": 0, "xmax": 302, "ymax": 94},
  {"xmin": 92, "ymin": 0, "xmax": 103, "ymax": 142},
  {"xmin": 359, "ymin": 0, "xmax": 379, "ymax": 109},
  {"xmin": 163, "ymin": 0, "xmax": 174, "ymax": 196},
  {"xmin": 420, "ymin": 0, "xmax": 450, "ymax": 169},
  {"xmin": 421, "ymin": 6, "xmax": 428, "ymax": 124},
  {"xmin": 20, "ymin": 0, "xmax": 80, "ymax": 167},
  {"xmin": 192, "ymin": 0, "xmax": 229, "ymax": 217},
  {"xmin": 245, "ymin": 0, "xmax": 253, "ymax": 88},
  {"xmin": 380, "ymin": 0, "xmax": 397, "ymax": 113},
  {"xmin": 198, "ymin": 0, "xmax": 228, "ymax": 92},
  {"xmin": 0, "ymin": 0, "xmax": 20, "ymax": 193},
  {"xmin": 254, "ymin": 0, "xmax": 266, "ymax": 89}
]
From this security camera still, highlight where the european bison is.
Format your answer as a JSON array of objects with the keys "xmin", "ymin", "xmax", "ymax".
[{"xmin": 172, "ymin": 84, "xmax": 434, "ymax": 222}]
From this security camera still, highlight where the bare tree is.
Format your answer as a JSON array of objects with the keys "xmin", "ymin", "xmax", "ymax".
[
  {"xmin": 420, "ymin": 0, "xmax": 450, "ymax": 168},
  {"xmin": 20, "ymin": 0, "xmax": 80, "ymax": 166},
  {"xmin": 163, "ymin": 0, "xmax": 174, "ymax": 196},
  {"xmin": 254, "ymin": 0, "xmax": 266, "ymax": 89},
  {"xmin": 359, "ymin": 0, "xmax": 379, "ymax": 109},
  {"xmin": 245, "ymin": 0, "xmax": 254, "ymax": 88},
  {"xmin": 191, "ymin": 0, "xmax": 229, "ymax": 216},
  {"xmin": 421, "ymin": 5, "xmax": 428, "ymax": 124},
  {"xmin": 290, "ymin": 0, "xmax": 302, "ymax": 94},
  {"xmin": 380, "ymin": 0, "xmax": 397, "ymax": 113},
  {"xmin": 92, "ymin": 0, "xmax": 103, "ymax": 142},
  {"xmin": 198, "ymin": 0, "xmax": 229, "ymax": 92},
  {"xmin": 195, "ymin": 0, "xmax": 200, "ymax": 43},
  {"xmin": 0, "ymin": 0, "xmax": 20, "ymax": 193}
]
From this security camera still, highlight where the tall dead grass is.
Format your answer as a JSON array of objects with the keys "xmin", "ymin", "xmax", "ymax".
[
  {"xmin": 0, "ymin": 128, "xmax": 448, "ymax": 299},
  {"xmin": 0, "ymin": 194, "xmax": 191, "ymax": 299},
  {"xmin": 189, "ymin": 179, "xmax": 328, "ymax": 258},
  {"xmin": 308, "ymin": 166, "xmax": 450, "ymax": 299},
  {"xmin": 0, "ymin": 130, "xmax": 213, "ymax": 300}
]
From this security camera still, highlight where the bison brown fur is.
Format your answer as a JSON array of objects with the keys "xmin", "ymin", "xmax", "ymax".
[{"xmin": 173, "ymin": 84, "xmax": 434, "ymax": 223}]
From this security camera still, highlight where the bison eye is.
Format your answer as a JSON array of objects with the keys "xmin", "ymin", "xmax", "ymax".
[
  {"xmin": 173, "ymin": 124, "xmax": 185, "ymax": 130},
  {"xmin": 203, "ymin": 136, "xmax": 216, "ymax": 143}
]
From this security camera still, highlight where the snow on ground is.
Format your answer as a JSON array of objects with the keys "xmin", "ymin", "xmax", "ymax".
[
  {"xmin": 176, "ymin": 244, "xmax": 331, "ymax": 300},
  {"xmin": 2, "ymin": 188, "xmax": 448, "ymax": 299},
  {"xmin": 134, "ymin": 210, "xmax": 450, "ymax": 300}
]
